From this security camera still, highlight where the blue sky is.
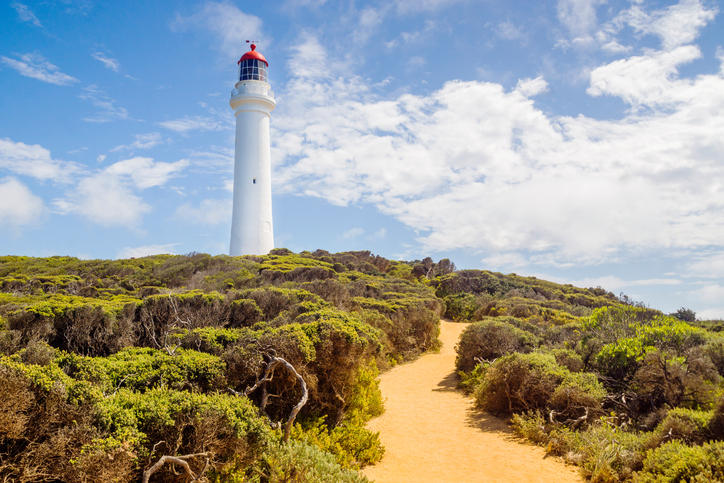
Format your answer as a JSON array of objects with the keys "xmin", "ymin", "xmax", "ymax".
[{"xmin": 1, "ymin": 0, "xmax": 723, "ymax": 318}]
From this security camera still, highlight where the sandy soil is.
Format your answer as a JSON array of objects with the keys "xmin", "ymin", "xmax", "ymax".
[{"xmin": 362, "ymin": 320, "xmax": 582, "ymax": 483}]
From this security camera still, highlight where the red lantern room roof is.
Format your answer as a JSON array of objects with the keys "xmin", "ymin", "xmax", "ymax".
[{"xmin": 238, "ymin": 44, "xmax": 268, "ymax": 66}]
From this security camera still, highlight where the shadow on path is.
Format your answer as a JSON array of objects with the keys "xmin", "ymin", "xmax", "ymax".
[{"xmin": 434, "ymin": 370, "xmax": 459, "ymax": 392}]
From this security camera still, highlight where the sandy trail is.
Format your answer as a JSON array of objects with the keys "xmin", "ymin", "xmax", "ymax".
[{"xmin": 363, "ymin": 320, "xmax": 581, "ymax": 483}]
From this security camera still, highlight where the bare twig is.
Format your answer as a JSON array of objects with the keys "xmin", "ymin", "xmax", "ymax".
[
  {"xmin": 241, "ymin": 355, "xmax": 308, "ymax": 442},
  {"xmin": 142, "ymin": 452, "xmax": 208, "ymax": 483}
]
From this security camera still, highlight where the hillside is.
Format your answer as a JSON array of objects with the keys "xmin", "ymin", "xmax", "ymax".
[{"xmin": 1, "ymin": 250, "xmax": 722, "ymax": 481}]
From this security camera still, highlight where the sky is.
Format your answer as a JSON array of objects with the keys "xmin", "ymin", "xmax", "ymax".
[{"xmin": 1, "ymin": 0, "xmax": 723, "ymax": 318}]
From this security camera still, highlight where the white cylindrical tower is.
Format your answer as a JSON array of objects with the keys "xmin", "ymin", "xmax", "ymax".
[{"xmin": 229, "ymin": 43, "xmax": 275, "ymax": 256}]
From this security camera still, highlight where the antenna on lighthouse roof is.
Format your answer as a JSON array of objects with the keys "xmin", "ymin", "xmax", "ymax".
[{"xmin": 246, "ymin": 39, "xmax": 259, "ymax": 49}]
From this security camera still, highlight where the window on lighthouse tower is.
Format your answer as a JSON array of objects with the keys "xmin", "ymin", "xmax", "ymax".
[{"xmin": 239, "ymin": 58, "xmax": 268, "ymax": 82}]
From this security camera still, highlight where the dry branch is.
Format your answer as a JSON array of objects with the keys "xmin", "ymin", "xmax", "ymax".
[
  {"xmin": 142, "ymin": 452, "xmax": 208, "ymax": 483},
  {"xmin": 243, "ymin": 355, "xmax": 308, "ymax": 441}
]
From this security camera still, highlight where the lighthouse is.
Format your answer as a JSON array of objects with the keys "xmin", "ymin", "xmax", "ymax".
[{"xmin": 229, "ymin": 43, "xmax": 275, "ymax": 256}]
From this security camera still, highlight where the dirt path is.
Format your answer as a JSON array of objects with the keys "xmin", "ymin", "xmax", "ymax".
[{"xmin": 363, "ymin": 320, "xmax": 582, "ymax": 483}]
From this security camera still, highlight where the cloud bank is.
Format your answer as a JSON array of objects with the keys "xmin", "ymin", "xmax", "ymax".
[{"xmin": 273, "ymin": 5, "xmax": 723, "ymax": 267}]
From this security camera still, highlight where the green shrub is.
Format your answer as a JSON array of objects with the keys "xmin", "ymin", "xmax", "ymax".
[
  {"xmin": 443, "ymin": 292, "xmax": 480, "ymax": 320},
  {"xmin": 551, "ymin": 348, "xmax": 584, "ymax": 372},
  {"xmin": 646, "ymin": 408, "xmax": 713, "ymax": 448},
  {"xmin": 704, "ymin": 339, "xmax": 724, "ymax": 376},
  {"xmin": 58, "ymin": 347, "xmax": 227, "ymax": 393},
  {"xmin": 475, "ymin": 352, "xmax": 605, "ymax": 419},
  {"xmin": 595, "ymin": 336, "xmax": 645, "ymax": 380},
  {"xmin": 550, "ymin": 422, "xmax": 647, "ymax": 481},
  {"xmin": 511, "ymin": 410, "xmax": 550, "ymax": 445},
  {"xmin": 631, "ymin": 349, "xmax": 718, "ymax": 412},
  {"xmin": 710, "ymin": 397, "xmax": 724, "ymax": 439},
  {"xmin": 252, "ymin": 439, "xmax": 368, "ymax": 482},
  {"xmin": 637, "ymin": 440, "xmax": 724, "ymax": 482},
  {"xmin": 458, "ymin": 362, "xmax": 486, "ymax": 394},
  {"xmin": 229, "ymin": 298, "xmax": 264, "ymax": 327},
  {"xmin": 550, "ymin": 371, "xmax": 606, "ymax": 421},
  {"xmin": 476, "ymin": 352, "xmax": 562, "ymax": 416},
  {"xmin": 455, "ymin": 319, "xmax": 539, "ymax": 372},
  {"xmin": 291, "ymin": 417, "xmax": 384, "ymax": 469}
]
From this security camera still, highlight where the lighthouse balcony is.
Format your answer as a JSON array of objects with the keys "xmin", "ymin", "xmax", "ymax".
[{"xmin": 231, "ymin": 80, "xmax": 274, "ymax": 99}]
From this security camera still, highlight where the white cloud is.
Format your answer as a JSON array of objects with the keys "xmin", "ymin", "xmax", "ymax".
[
  {"xmin": 557, "ymin": 0, "xmax": 606, "ymax": 46},
  {"xmin": 587, "ymin": 45, "xmax": 701, "ymax": 107},
  {"xmin": 11, "ymin": 3, "xmax": 42, "ymax": 27},
  {"xmin": 187, "ymin": 147, "xmax": 234, "ymax": 174},
  {"xmin": 159, "ymin": 116, "xmax": 222, "ymax": 132},
  {"xmin": 91, "ymin": 51, "xmax": 120, "ymax": 72},
  {"xmin": 697, "ymin": 307, "xmax": 724, "ymax": 320},
  {"xmin": 482, "ymin": 252, "xmax": 529, "ymax": 269},
  {"xmin": 117, "ymin": 244, "xmax": 178, "ymax": 259},
  {"xmin": 0, "ymin": 138, "xmax": 80, "ymax": 182},
  {"xmin": 616, "ymin": 0, "xmax": 717, "ymax": 50},
  {"xmin": 693, "ymin": 284, "xmax": 724, "ymax": 304},
  {"xmin": 526, "ymin": 274, "xmax": 681, "ymax": 297},
  {"xmin": 0, "ymin": 177, "xmax": 44, "ymax": 227},
  {"xmin": 273, "ymin": 33, "xmax": 724, "ymax": 265},
  {"xmin": 342, "ymin": 227, "xmax": 365, "ymax": 239},
  {"xmin": 0, "ymin": 53, "xmax": 77, "ymax": 85},
  {"xmin": 570, "ymin": 276, "xmax": 681, "ymax": 292},
  {"xmin": 599, "ymin": 39, "xmax": 632, "ymax": 54},
  {"xmin": 111, "ymin": 132, "xmax": 163, "ymax": 152},
  {"xmin": 686, "ymin": 252, "xmax": 724, "ymax": 278},
  {"xmin": 354, "ymin": 7, "xmax": 385, "ymax": 43},
  {"xmin": 172, "ymin": 2, "xmax": 265, "ymax": 59},
  {"xmin": 176, "ymin": 198, "xmax": 231, "ymax": 225},
  {"xmin": 370, "ymin": 228, "xmax": 387, "ymax": 240},
  {"xmin": 496, "ymin": 21, "xmax": 525, "ymax": 41},
  {"xmin": 79, "ymin": 85, "xmax": 129, "ymax": 122},
  {"xmin": 54, "ymin": 174, "xmax": 150, "ymax": 226},
  {"xmin": 386, "ymin": 21, "xmax": 436, "ymax": 48},
  {"xmin": 54, "ymin": 157, "xmax": 188, "ymax": 226},
  {"xmin": 104, "ymin": 157, "xmax": 189, "ymax": 189},
  {"xmin": 515, "ymin": 76, "xmax": 549, "ymax": 97}
]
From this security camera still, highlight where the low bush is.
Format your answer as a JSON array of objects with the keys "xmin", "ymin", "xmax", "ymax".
[
  {"xmin": 710, "ymin": 397, "xmax": 724, "ymax": 439},
  {"xmin": 555, "ymin": 422, "xmax": 647, "ymax": 481},
  {"xmin": 291, "ymin": 417, "xmax": 384, "ymax": 469},
  {"xmin": 253, "ymin": 439, "xmax": 368, "ymax": 482},
  {"xmin": 511, "ymin": 410, "xmax": 550, "ymax": 446},
  {"xmin": 455, "ymin": 319, "xmax": 538, "ymax": 372},
  {"xmin": 631, "ymin": 349, "xmax": 718, "ymax": 412},
  {"xmin": 443, "ymin": 292, "xmax": 480, "ymax": 320},
  {"xmin": 551, "ymin": 348, "xmax": 584, "ymax": 372},
  {"xmin": 646, "ymin": 407, "xmax": 713, "ymax": 448},
  {"xmin": 474, "ymin": 352, "xmax": 605, "ymax": 420},
  {"xmin": 637, "ymin": 440, "xmax": 724, "ymax": 482}
]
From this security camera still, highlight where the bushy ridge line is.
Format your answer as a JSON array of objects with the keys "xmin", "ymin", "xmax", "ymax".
[
  {"xmin": 0, "ymin": 249, "xmax": 445, "ymax": 481},
  {"xmin": 448, "ymin": 268, "xmax": 724, "ymax": 481},
  {"xmin": 2, "ymin": 250, "xmax": 721, "ymax": 481}
]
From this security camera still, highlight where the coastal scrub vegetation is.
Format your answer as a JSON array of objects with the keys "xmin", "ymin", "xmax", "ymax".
[
  {"xmin": 0, "ymin": 250, "xmax": 443, "ymax": 481},
  {"xmin": 1, "ymin": 251, "xmax": 721, "ymax": 481},
  {"xmin": 448, "ymin": 270, "xmax": 724, "ymax": 481}
]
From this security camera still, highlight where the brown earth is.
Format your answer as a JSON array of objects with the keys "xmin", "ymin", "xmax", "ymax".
[{"xmin": 363, "ymin": 320, "xmax": 582, "ymax": 483}]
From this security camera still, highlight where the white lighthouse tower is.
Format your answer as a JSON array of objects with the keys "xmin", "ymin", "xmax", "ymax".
[{"xmin": 229, "ymin": 43, "xmax": 275, "ymax": 255}]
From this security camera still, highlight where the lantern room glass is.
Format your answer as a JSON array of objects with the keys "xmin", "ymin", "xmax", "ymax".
[{"xmin": 239, "ymin": 58, "xmax": 268, "ymax": 82}]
